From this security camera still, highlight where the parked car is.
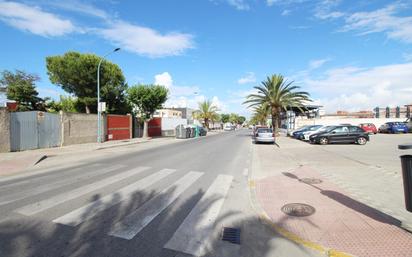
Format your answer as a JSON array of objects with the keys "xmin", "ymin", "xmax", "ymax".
[
  {"xmin": 287, "ymin": 125, "xmax": 308, "ymax": 136},
  {"xmin": 309, "ymin": 125, "xmax": 369, "ymax": 145},
  {"xmin": 378, "ymin": 122, "xmax": 409, "ymax": 134},
  {"xmin": 302, "ymin": 125, "xmax": 334, "ymax": 141},
  {"xmin": 198, "ymin": 126, "xmax": 207, "ymax": 136},
  {"xmin": 359, "ymin": 123, "xmax": 378, "ymax": 134},
  {"xmin": 254, "ymin": 128, "xmax": 275, "ymax": 144},
  {"xmin": 405, "ymin": 118, "xmax": 412, "ymax": 133},
  {"xmin": 252, "ymin": 125, "xmax": 268, "ymax": 137},
  {"xmin": 293, "ymin": 125, "xmax": 323, "ymax": 139}
]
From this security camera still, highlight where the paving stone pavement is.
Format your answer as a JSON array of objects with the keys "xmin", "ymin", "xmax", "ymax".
[{"xmin": 255, "ymin": 165, "xmax": 412, "ymax": 257}]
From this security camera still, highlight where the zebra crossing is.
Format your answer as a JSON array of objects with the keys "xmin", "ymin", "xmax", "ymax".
[{"xmin": 0, "ymin": 163, "xmax": 235, "ymax": 256}]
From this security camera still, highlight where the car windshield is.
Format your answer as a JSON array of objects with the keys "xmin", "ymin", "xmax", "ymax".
[{"xmin": 257, "ymin": 128, "xmax": 272, "ymax": 133}]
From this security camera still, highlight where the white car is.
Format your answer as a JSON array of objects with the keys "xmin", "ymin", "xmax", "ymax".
[
  {"xmin": 302, "ymin": 126, "xmax": 332, "ymax": 141},
  {"xmin": 224, "ymin": 124, "xmax": 234, "ymax": 131},
  {"xmin": 255, "ymin": 128, "xmax": 275, "ymax": 144}
]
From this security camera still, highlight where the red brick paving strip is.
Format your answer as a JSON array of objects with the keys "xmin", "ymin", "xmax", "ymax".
[{"xmin": 255, "ymin": 166, "xmax": 412, "ymax": 257}]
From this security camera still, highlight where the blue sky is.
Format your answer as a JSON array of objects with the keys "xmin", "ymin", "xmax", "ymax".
[{"xmin": 0, "ymin": 0, "xmax": 412, "ymax": 116}]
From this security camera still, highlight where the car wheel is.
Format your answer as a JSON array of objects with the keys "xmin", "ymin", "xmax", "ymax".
[
  {"xmin": 319, "ymin": 137, "xmax": 328, "ymax": 145},
  {"xmin": 357, "ymin": 137, "xmax": 367, "ymax": 145}
]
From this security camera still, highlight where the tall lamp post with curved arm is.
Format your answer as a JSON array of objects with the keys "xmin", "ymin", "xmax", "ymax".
[{"xmin": 97, "ymin": 47, "xmax": 120, "ymax": 143}]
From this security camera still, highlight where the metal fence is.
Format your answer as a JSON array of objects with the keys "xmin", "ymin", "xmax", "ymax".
[{"xmin": 10, "ymin": 111, "xmax": 61, "ymax": 151}]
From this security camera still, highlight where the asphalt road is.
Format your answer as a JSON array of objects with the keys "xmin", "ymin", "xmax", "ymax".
[{"xmin": 0, "ymin": 130, "xmax": 319, "ymax": 257}]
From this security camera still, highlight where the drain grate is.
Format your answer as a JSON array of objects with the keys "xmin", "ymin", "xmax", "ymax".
[
  {"xmin": 299, "ymin": 178, "xmax": 323, "ymax": 184},
  {"xmin": 221, "ymin": 227, "xmax": 241, "ymax": 244},
  {"xmin": 281, "ymin": 203, "xmax": 316, "ymax": 217}
]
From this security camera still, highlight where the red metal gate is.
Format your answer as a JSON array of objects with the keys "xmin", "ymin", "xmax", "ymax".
[
  {"xmin": 148, "ymin": 118, "xmax": 161, "ymax": 137},
  {"xmin": 106, "ymin": 114, "xmax": 131, "ymax": 141}
]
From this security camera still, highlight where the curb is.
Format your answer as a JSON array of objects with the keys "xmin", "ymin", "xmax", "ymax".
[
  {"xmin": 247, "ymin": 144, "xmax": 355, "ymax": 257},
  {"xmin": 96, "ymin": 138, "xmax": 152, "ymax": 150}
]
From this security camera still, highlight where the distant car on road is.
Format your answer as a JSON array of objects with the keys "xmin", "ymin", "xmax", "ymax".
[
  {"xmin": 378, "ymin": 122, "xmax": 409, "ymax": 134},
  {"xmin": 309, "ymin": 125, "xmax": 369, "ymax": 145},
  {"xmin": 224, "ymin": 123, "xmax": 234, "ymax": 131},
  {"xmin": 254, "ymin": 128, "xmax": 275, "ymax": 144},
  {"xmin": 359, "ymin": 123, "xmax": 378, "ymax": 134}
]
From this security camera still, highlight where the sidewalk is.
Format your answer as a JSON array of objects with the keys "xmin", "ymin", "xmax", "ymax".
[
  {"xmin": 0, "ymin": 130, "xmax": 225, "ymax": 178},
  {"xmin": 250, "ymin": 136, "xmax": 412, "ymax": 257},
  {"xmin": 0, "ymin": 137, "xmax": 154, "ymax": 177}
]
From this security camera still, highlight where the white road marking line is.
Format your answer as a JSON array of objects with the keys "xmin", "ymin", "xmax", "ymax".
[
  {"xmin": 243, "ymin": 168, "xmax": 248, "ymax": 177},
  {"xmin": 16, "ymin": 166, "xmax": 149, "ymax": 216},
  {"xmin": 0, "ymin": 164, "xmax": 124, "ymax": 206},
  {"xmin": 108, "ymin": 171, "xmax": 203, "ymax": 240},
  {"xmin": 164, "ymin": 174, "xmax": 233, "ymax": 256},
  {"xmin": 53, "ymin": 169, "xmax": 176, "ymax": 226}
]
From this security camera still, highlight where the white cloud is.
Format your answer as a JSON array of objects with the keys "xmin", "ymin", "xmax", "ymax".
[
  {"xmin": 154, "ymin": 72, "xmax": 173, "ymax": 88},
  {"xmin": 315, "ymin": 11, "xmax": 345, "ymax": 19},
  {"xmin": 281, "ymin": 9, "xmax": 291, "ymax": 16},
  {"xmin": 314, "ymin": 0, "xmax": 344, "ymax": 20},
  {"xmin": 341, "ymin": 3, "xmax": 412, "ymax": 44},
  {"xmin": 309, "ymin": 58, "xmax": 330, "ymax": 70},
  {"xmin": 0, "ymin": 1, "xmax": 76, "ymax": 37},
  {"xmin": 153, "ymin": 72, "xmax": 201, "ymax": 108},
  {"xmin": 224, "ymin": 0, "xmax": 250, "ymax": 10},
  {"xmin": 302, "ymin": 62, "xmax": 412, "ymax": 112},
  {"xmin": 267, "ymin": 0, "xmax": 309, "ymax": 6},
  {"xmin": 99, "ymin": 21, "xmax": 194, "ymax": 58},
  {"xmin": 237, "ymin": 72, "xmax": 256, "ymax": 84},
  {"xmin": 47, "ymin": 0, "xmax": 109, "ymax": 19}
]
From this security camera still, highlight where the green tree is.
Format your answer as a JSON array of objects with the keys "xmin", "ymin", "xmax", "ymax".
[
  {"xmin": 127, "ymin": 84, "xmax": 168, "ymax": 138},
  {"xmin": 46, "ymin": 51, "xmax": 129, "ymax": 114},
  {"xmin": 229, "ymin": 113, "xmax": 239, "ymax": 124},
  {"xmin": 220, "ymin": 113, "xmax": 230, "ymax": 123},
  {"xmin": 196, "ymin": 100, "xmax": 219, "ymax": 130},
  {"xmin": 244, "ymin": 74, "xmax": 311, "ymax": 134},
  {"xmin": 238, "ymin": 116, "xmax": 246, "ymax": 124},
  {"xmin": 210, "ymin": 113, "xmax": 221, "ymax": 129},
  {"xmin": 0, "ymin": 70, "xmax": 44, "ymax": 111},
  {"xmin": 46, "ymin": 95, "xmax": 78, "ymax": 113}
]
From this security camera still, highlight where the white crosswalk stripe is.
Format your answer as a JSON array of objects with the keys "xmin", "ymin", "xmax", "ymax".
[
  {"xmin": 164, "ymin": 174, "xmax": 233, "ymax": 256},
  {"xmin": 0, "ymin": 164, "xmax": 124, "ymax": 206},
  {"xmin": 53, "ymin": 168, "xmax": 176, "ymax": 226},
  {"xmin": 108, "ymin": 171, "xmax": 203, "ymax": 240},
  {"xmin": 5, "ymin": 165, "xmax": 235, "ymax": 256},
  {"xmin": 16, "ymin": 166, "xmax": 150, "ymax": 216}
]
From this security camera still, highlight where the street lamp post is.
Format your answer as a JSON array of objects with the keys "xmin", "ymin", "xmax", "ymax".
[{"xmin": 97, "ymin": 47, "xmax": 120, "ymax": 143}]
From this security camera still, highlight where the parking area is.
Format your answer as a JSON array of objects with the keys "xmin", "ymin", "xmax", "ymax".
[
  {"xmin": 278, "ymin": 133, "xmax": 412, "ymax": 230},
  {"xmin": 314, "ymin": 133, "xmax": 412, "ymax": 173}
]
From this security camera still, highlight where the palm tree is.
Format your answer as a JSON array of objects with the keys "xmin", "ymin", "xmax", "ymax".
[
  {"xmin": 244, "ymin": 74, "xmax": 311, "ymax": 134},
  {"xmin": 251, "ymin": 105, "xmax": 269, "ymax": 125},
  {"xmin": 196, "ymin": 100, "xmax": 219, "ymax": 130}
]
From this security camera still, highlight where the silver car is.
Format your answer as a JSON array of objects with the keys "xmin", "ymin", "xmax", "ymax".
[{"xmin": 255, "ymin": 128, "xmax": 275, "ymax": 144}]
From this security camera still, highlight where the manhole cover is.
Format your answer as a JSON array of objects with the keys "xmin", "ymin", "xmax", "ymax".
[
  {"xmin": 299, "ymin": 178, "xmax": 323, "ymax": 184},
  {"xmin": 221, "ymin": 227, "xmax": 241, "ymax": 244},
  {"xmin": 281, "ymin": 203, "xmax": 316, "ymax": 217}
]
